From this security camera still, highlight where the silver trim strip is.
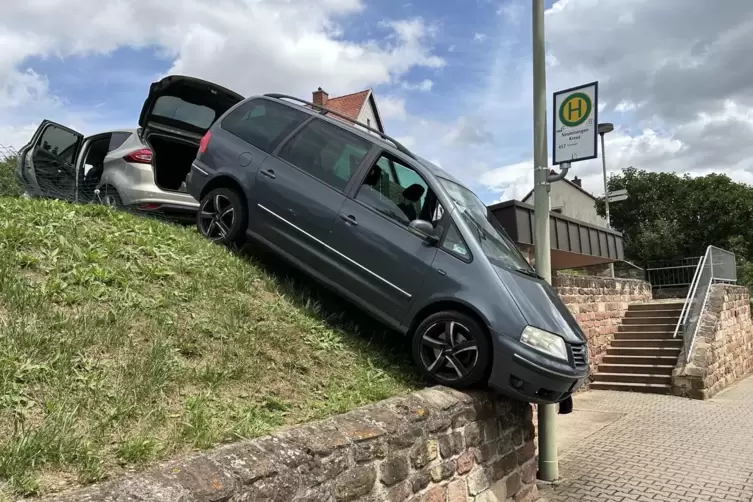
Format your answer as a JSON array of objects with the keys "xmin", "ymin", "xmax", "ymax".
[
  {"xmin": 192, "ymin": 164, "xmax": 208, "ymax": 176},
  {"xmin": 257, "ymin": 204, "xmax": 412, "ymax": 299}
]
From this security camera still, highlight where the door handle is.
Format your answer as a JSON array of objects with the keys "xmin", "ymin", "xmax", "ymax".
[
  {"xmin": 340, "ymin": 214, "xmax": 358, "ymax": 226},
  {"xmin": 261, "ymin": 169, "xmax": 276, "ymax": 179}
]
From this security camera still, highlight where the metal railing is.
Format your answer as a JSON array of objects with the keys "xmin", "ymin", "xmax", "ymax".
[
  {"xmin": 673, "ymin": 246, "xmax": 737, "ymax": 362},
  {"xmin": 646, "ymin": 256, "xmax": 701, "ymax": 287}
]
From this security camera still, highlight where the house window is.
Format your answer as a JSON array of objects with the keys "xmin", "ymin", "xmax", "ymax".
[{"xmin": 367, "ymin": 118, "xmax": 371, "ymax": 128}]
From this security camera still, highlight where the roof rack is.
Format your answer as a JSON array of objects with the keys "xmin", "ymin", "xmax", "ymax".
[{"xmin": 264, "ymin": 93, "xmax": 416, "ymax": 159}]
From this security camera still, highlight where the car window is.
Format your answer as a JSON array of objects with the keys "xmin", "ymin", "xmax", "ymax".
[
  {"xmin": 221, "ymin": 99, "xmax": 308, "ymax": 154},
  {"xmin": 34, "ymin": 125, "xmax": 79, "ymax": 166},
  {"xmin": 278, "ymin": 119, "xmax": 371, "ymax": 191},
  {"xmin": 107, "ymin": 132, "xmax": 131, "ymax": 152},
  {"xmin": 442, "ymin": 223, "xmax": 471, "ymax": 260},
  {"xmin": 356, "ymin": 154, "xmax": 444, "ymax": 228},
  {"xmin": 152, "ymin": 96, "xmax": 215, "ymax": 130}
]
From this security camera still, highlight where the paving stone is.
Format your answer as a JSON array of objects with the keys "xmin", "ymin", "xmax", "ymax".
[{"xmin": 537, "ymin": 377, "xmax": 753, "ymax": 502}]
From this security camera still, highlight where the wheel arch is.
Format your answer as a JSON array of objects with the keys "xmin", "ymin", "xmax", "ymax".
[
  {"xmin": 199, "ymin": 174, "xmax": 249, "ymax": 210},
  {"xmin": 407, "ymin": 299, "xmax": 492, "ymax": 338}
]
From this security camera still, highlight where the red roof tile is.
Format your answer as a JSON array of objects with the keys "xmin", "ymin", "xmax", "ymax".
[{"xmin": 325, "ymin": 90, "xmax": 370, "ymax": 121}]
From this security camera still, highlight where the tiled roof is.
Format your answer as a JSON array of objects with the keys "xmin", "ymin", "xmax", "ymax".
[{"xmin": 325, "ymin": 90, "xmax": 371, "ymax": 121}]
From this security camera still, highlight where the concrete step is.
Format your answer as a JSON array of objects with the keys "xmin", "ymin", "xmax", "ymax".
[
  {"xmin": 601, "ymin": 355, "xmax": 678, "ymax": 365},
  {"xmin": 622, "ymin": 316, "xmax": 681, "ymax": 325},
  {"xmin": 597, "ymin": 363, "xmax": 675, "ymax": 375},
  {"xmin": 590, "ymin": 381, "xmax": 673, "ymax": 394},
  {"xmin": 618, "ymin": 324, "xmax": 676, "ymax": 333},
  {"xmin": 628, "ymin": 302, "xmax": 684, "ymax": 311},
  {"xmin": 607, "ymin": 346, "xmax": 682, "ymax": 357},
  {"xmin": 593, "ymin": 372, "xmax": 672, "ymax": 384},
  {"xmin": 613, "ymin": 331, "xmax": 677, "ymax": 340},
  {"xmin": 624, "ymin": 309, "xmax": 683, "ymax": 318},
  {"xmin": 611, "ymin": 338, "xmax": 683, "ymax": 349}
]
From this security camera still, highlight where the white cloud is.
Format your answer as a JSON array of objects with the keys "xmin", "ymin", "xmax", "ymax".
[
  {"xmin": 443, "ymin": 117, "xmax": 494, "ymax": 146},
  {"xmin": 0, "ymin": 0, "xmax": 446, "ymax": 147},
  {"xmin": 402, "ymin": 79, "xmax": 434, "ymax": 92},
  {"xmin": 497, "ymin": 3, "xmax": 524, "ymax": 24},
  {"xmin": 378, "ymin": 96, "xmax": 408, "ymax": 121},
  {"xmin": 615, "ymin": 100, "xmax": 637, "ymax": 113},
  {"xmin": 473, "ymin": 33, "xmax": 487, "ymax": 42}
]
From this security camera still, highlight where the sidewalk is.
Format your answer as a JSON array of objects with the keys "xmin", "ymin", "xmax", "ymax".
[{"xmin": 537, "ymin": 376, "xmax": 753, "ymax": 501}]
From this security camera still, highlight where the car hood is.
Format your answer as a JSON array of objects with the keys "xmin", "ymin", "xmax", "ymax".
[
  {"xmin": 138, "ymin": 75, "xmax": 243, "ymax": 136},
  {"xmin": 494, "ymin": 266, "xmax": 586, "ymax": 344}
]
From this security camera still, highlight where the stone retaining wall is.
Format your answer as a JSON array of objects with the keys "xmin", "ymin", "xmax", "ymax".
[
  {"xmin": 553, "ymin": 275, "xmax": 652, "ymax": 381},
  {"xmin": 672, "ymin": 284, "xmax": 753, "ymax": 399},
  {"xmin": 43, "ymin": 387, "xmax": 538, "ymax": 502}
]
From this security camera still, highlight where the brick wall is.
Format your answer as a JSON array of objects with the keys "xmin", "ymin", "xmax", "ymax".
[
  {"xmin": 672, "ymin": 284, "xmax": 753, "ymax": 399},
  {"xmin": 553, "ymin": 275, "xmax": 652, "ymax": 379},
  {"xmin": 43, "ymin": 387, "xmax": 538, "ymax": 502}
]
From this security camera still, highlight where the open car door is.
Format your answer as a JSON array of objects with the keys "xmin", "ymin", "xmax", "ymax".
[{"xmin": 19, "ymin": 120, "xmax": 84, "ymax": 201}]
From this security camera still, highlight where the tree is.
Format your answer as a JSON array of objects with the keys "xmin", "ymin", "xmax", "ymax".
[{"xmin": 595, "ymin": 167, "xmax": 753, "ymax": 267}]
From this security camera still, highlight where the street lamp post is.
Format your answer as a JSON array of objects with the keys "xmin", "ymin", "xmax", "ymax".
[{"xmin": 598, "ymin": 122, "xmax": 614, "ymax": 278}]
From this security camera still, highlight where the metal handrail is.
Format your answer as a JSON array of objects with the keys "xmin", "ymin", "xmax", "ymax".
[
  {"xmin": 672, "ymin": 249, "xmax": 708, "ymax": 339},
  {"xmin": 673, "ymin": 245, "xmax": 737, "ymax": 362}
]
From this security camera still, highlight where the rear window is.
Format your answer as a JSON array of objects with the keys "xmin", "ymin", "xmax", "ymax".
[
  {"xmin": 221, "ymin": 99, "xmax": 308, "ymax": 154},
  {"xmin": 152, "ymin": 96, "xmax": 216, "ymax": 130}
]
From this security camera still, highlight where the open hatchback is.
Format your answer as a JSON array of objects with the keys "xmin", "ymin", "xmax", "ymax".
[{"xmin": 138, "ymin": 75, "xmax": 244, "ymax": 194}]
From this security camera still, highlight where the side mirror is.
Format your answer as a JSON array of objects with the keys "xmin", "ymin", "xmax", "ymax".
[{"xmin": 409, "ymin": 219, "xmax": 439, "ymax": 244}]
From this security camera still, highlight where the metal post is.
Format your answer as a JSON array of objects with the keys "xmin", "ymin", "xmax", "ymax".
[
  {"xmin": 600, "ymin": 133, "xmax": 610, "ymax": 228},
  {"xmin": 599, "ymin": 131, "xmax": 615, "ymax": 278},
  {"xmin": 532, "ymin": 0, "xmax": 558, "ymax": 482}
]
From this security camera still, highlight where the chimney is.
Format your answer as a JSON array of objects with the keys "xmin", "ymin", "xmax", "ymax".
[
  {"xmin": 312, "ymin": 87, "xmax": 329, "ymax": 106},
  {"xmin": 572, "ymin": 176, "xmax": 582, "ymax": 187}
]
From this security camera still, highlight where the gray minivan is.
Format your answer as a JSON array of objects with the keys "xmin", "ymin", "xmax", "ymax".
[{"xmin": 144, "ymin": 75, "xmax": 589, "ymax": 404}]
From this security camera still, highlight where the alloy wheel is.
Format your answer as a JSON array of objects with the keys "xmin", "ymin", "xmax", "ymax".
[
  {"xmin": 199, "ymin": 193, "xmax": 236, "ymax": 241},
  {"xmin": 418, "ymin": 321, "xmax": 479, "ymax": 382}
]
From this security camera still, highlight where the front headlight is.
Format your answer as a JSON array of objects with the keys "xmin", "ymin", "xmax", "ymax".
[{"xmin": 520, "ymin": 326, "xmax": 568, "ymax": 361}]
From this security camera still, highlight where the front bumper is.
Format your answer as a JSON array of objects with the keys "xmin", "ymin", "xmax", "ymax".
[{"xmin": 488, "ymin": 330, "xmax": 589, "ymax": 405}]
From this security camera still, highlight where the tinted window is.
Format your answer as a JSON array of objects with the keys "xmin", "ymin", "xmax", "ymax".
[
  {"xmin": 221, "ymin": 99, "xmax": 308, "ymax": 154},
  {"xmin": 152, "ymin": 96, "xmax": 215, "ymax": 129},
  {"xmin": 278, "ymin": 119, "xmax": 371, "ymax": 191},
  {"xmin": 35, "ymin": 125, "xmax": 79, "ymax": 165},
  {"xmin": 107, "ymin": 132, "xmax": 131, "ymax": 152},
  {"xmin": 356, "ymin": 154, "xmax": 443, "ymax": 227}
]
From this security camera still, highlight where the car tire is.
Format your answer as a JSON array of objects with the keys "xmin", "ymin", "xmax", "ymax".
[
  {"xmin": 412, "ymin": 310, "xmax": 491, "ymax": 389},
  {"xmin": 101, "ymin": 186, "xmax": 122, "ymax": 208},
  {"xmin": 197, "ymin": 187, "xmax": 248, "ymax": 246}
]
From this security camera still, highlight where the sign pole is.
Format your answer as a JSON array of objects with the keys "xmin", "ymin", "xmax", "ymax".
[{"xmin": 532, "ymin": 0, "xmax": 558, "ymax": 482}]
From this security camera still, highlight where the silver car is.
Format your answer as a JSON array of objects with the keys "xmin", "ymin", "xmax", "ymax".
[{"xmin": 15, "ymin": 123, "xmax": 200, "ymax": 219}]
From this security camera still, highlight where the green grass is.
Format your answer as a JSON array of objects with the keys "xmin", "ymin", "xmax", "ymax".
[{"xmin": 0, "ymin": 197, "xmax": 418, "ymax": 498}]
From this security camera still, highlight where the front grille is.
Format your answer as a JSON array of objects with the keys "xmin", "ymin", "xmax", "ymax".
[{"xmin": 570, "ymin": 344, "xmax": 588, "ymax": 369}]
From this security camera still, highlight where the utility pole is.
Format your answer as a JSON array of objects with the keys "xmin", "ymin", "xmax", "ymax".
[
  {"xmin": 532, "ymin": 0, "xmax": 566, "ymax": 482},
  {"xmin": 599, "ymin": 123, "xmax": 615, "ymax": 278}
]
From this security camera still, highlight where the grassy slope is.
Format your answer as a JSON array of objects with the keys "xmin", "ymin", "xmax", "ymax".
[{"xmin": 0, "ymin": 197, "xmax": 417, "ymax": 498}]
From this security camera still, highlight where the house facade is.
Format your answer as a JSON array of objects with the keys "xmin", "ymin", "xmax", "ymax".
[{"xmin": 521, "ymin": 175, "xmax": 608, "ymax": 228}]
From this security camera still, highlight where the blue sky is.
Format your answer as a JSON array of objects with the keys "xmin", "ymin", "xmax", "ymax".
[{"xmin": 2, "ymin": 0, "xmax": 752, "ymax": 203}]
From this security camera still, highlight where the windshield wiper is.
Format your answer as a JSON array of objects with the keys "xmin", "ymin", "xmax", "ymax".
[
  {"xmin": 462, "ymin": 210, "xmax": 486, "ymax": 242},
  {"xmin": 514, "ymin": 267, "xmax": 543, "ymax": 280}
]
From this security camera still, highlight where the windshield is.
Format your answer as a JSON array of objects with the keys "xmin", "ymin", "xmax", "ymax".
[{"xmin": 438, "ymin": 177, "xmax": 533, "ymax": 272}]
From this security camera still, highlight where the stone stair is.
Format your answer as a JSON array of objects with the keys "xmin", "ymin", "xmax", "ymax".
[{"xmin": 591, "ymin": 301, "xmax": 685, "ymax": 394}]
